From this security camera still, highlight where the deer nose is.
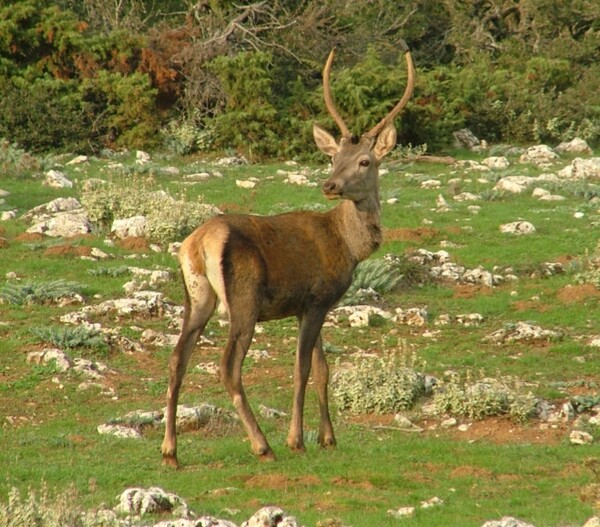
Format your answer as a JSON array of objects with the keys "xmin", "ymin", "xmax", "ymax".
[{"xmin": 322, "ymin": 180, "xmax": 342, "ymax": 196}]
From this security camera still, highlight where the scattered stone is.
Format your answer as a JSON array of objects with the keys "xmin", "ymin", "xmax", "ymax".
[
  {"xmin": 27, "ymin": 211, "xmax": 93, "ymax": 238},
  {"xmin": 241, "ymin": 506, "xmax": 300, "ymax": 527},
  {"xmin": 420, "ymin": 496, "xmax": 444, "ymax": 509},
  {"xmin": 519, "ymin": 145, "xmax": 559, "ymax": 167},
  {"xmin": 482, "ymin": 156, "xmax": 510, "ymax": 169},
  {"xmin": 44, "ymin": 169, "xmax": 73, "ymax": 188},
  {"xmin": 393, "ymin": 307, "xmax": 428, "ymax": 327},
  {"xmin": 494, "ymin": 176, "xmax": 536, "ymax": 194},
  {"xmin": 111, "ymin": 216, "xmax": 148, "ymax": 239},
  {"xmin": 66, "ymin": 155, "xmax": 89, "ymax": 165},
  {"xmin": 558, "ymin": 157, "xmax": 600, "ymax": 180},
  {"xmin": 247, "ymin": 349, "xmax": 271, "ymax": 361},
  {"xmin": 27, "ymin": 348, "xmax": 73, "ymax": 372},
  {"xmin": 456, "ymin": 313, "xmax": 484, "ymax": 327},
  {"xmin": 1, "ymin": 210, "xmax": 16, "ymax": 221},
  {"xmin": 499, "ymin": 221, "xmax": 536, "ymax": 235},
  {"xmin": 161, "ymin": 403, "xmax": 239, "ymax": 432},
  {"xmin": 97, "ymin": 424, "xmax": 142, "ymax": 439},
  {"xmin": 421, "ymin": 179, "xmax": 441, "ymax": 189},
  {"xmin": 195, "ymin": 362, "xmax": 219, "ymax": 375},
  {"xmin": 136, "ymin": 150, "xmax": 151, "ymax": 164},
  {"xmin": 141, "ymin": 329, "xmax": 178, "ymax": 348},
  {"xmin": 481, "ymin": 517, "xmax": 536, "ymax": 527},
  {"xmin": 570, "ymin": 430, "xmax": 594, "ymax": 445},
  {"xmin": 435, "ymin": 194, "xmax": 450, "ymax": 212},
  {"xmin": 115, "ymin": 486, "xmax": 190, "ymax": 517},
  {"xmin": 214, "ymin": 155, "xmax": 248, "ymax": 166},
  {"xmin": 236, "ymin": 179, "xmax": 257, "ymax": 189},
  {"xmin": 453, "ymin": 128, "xmax": 480, "ymax": 150},
  {"xmin": 484, "ymin": 322, "xmax": 561, "ymax": 344},
  {"xmin": 184, "ymin": 172, "xmax": 211, "ymax": 182},
  {"xmin": 387, "ymin": 507, "xmax": 416, "ymax": 519},
  {"xmin": 285, "ymin": 173, "xmax": 317, "ymax": 187},
  {"xmin": 441, "ymin": 417, "xmax": 458, "ymax": 428},
  {"xmin": 453, "ymin": 192, "xmax": 480, "ymax": 202},
  {"xmin": 331, "ymin": 305, "xmax": 393, "ymax": 327},
  {"xmin": 555, "ymin": 137, "xmax": 592, "ymax": 155},
  {"xmin": 259, "ymin": 405, "xmax": 287, "ymax": 419},
  {"xmin": 582, "ymin": 518, "xmax": 600, "ymax": 527}
]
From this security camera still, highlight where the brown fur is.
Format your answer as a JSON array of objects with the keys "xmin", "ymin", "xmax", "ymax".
[{"xmin": 161, "ymin": 48, "xmax": 415, "ymax": 467}]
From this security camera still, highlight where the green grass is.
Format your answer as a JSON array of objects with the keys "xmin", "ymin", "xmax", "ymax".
[{"xmin": 0, "ymin": 151, "xmax": 599, "ymax": 526}]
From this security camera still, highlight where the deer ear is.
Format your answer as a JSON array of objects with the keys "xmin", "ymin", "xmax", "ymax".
[
  {"xmin": 313, "ymin": 123, "xmax": 340, "ymax": 157},
  {"xmin": 372, "ymin": 121, "xmax": 397, "ymax": 160}
]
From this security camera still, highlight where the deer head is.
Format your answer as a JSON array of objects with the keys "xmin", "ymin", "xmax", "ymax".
[{"xmin": 313, "ymin": 42, "xmax": 415, "ymax": 206}]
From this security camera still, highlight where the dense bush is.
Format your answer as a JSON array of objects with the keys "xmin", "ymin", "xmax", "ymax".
[{"xmin": 0, "ymin": 1, "xmax": 598, "ymax": 155}]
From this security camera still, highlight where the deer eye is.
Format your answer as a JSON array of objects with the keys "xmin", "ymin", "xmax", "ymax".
[{"xmin": 359, "ymin": 159, "xmax": 370, "ymax": 167}]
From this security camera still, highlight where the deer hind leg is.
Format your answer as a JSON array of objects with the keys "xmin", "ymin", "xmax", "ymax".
[
  {"xmin": 311, "ymin": 334, "xmax": 336, "ymax": 448},
  {"xmin": 161, "ymin": 275, "xmax": 216, "ymax": 468},
  {"xmin": 220, "ymin": 316, "xmax": 273, "ymax": 459},
  {"xmin": 287, "ymin": 311, "xmax": 327, "ymax": 452}
]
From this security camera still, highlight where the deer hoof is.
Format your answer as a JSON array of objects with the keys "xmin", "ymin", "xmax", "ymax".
[
  {"xmin": 162, "ymin": 453, "xmax": 180, "ymax": 469},
  {"xmin": 257, "ymin": 447, "xmax": 276, "ymax": 462},
  {"xmin": 318, "ymin": 436, "xmax": 337, "ymax": 449}
]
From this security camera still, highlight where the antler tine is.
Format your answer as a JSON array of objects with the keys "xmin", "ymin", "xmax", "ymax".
[
  {"xmin": 323, "ymin": 48, "xmax": 351, "ymax": 139},
  {"xmin": 364, "ymin": 40, "xmax": 416, "ymax": 139}
]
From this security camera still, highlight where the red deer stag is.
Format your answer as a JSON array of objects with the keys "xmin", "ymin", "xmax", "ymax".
[{"xmin": 161, "ymin": 42, "xmax": 415, "ymax": 467}]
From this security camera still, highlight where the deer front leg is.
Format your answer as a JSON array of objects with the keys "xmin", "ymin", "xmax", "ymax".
[
  {"xmin": 311, "ymin": 334, "xmax": 336, "ymax": 449},
  {"xmin": 287, "ymin": 312, "xmax": 326, "ymax": 452},
  {"xmin": 221, "ymin": 323, "xmax": 274, "ymax": 459}
]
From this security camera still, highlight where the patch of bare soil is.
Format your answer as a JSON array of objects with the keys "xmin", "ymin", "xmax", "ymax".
[
  {"xmin": 243, "ymin": 473, "xmax": 320, "ymax": 490},
  {"xmin": 452, "ymin": 284, "xmax": 494, "ymax": 298},
  {"xmin": 0, "ymin": 237, "xmax": 8, "ymax": 249},
  {"xmin": 117, "ymin": 236, "xmax": 150, "ymax": 251},
  {"xmin": 331, "ymin": 476, "xmax": 374, "ymax": 490},
  {"xmin": 511, "ymin": 299, "xmax": 552, "ymax": 312},
  {"xmin": 384, "ymin": 227, "xmax": 440, "ymax": 242},
  {"xmin": 445, "ymin": 416, "xmax": 569, "ymax": 445},
  {"xmin": 557, "ymin": 284, "xmax": 600, "ymax": 303},
  {"xmin": 44, "ymin": 244, "xmax": 92, "ymax": 257},
  {"xmin": 15, "ymin": 232, "xmax": 45, "ymax": 242}
]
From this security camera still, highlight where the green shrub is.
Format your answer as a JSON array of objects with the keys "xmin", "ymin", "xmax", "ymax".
[
  {"xmin": 80, "ymin": 71, "xmax": 159, "ymax": 149},
  {"xmin": 206, "ymin": 50, "xmax": 282, "ymax": 160},
  {"xmin": 0, "ymin": 280, "xmax": 83, "ymax": 306},
  {"xmin": 432, "ymin": 371, "xmax": 538, "ymax": 422},
  {"xmin": 79, "ymin": 176, "xmax": 218, "ymax": 243},
  {"xmin": 30, "ymin": 326, "xmax": 107, "ymax": 352},
  {"xmin": 0, "ymin": 77, "xmax": 90, "ymax": 152},
  {"xmin": 341, "ymin": 258, "xmax": 404, "ymax": 306},
  {"xmin": 332, "ymin": 351, "xmax": 426, "ymax": 414}
]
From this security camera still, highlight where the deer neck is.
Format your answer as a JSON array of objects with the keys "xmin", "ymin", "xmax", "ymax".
[{"xmin": 332, "ymin": 196, "xmax": 381, "ymax": 263}]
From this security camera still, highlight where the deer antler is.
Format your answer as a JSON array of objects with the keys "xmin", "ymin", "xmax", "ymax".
[
  {"xmin": 322, "ymin": 48, "xmax": 351, "ymax": 139},
  {"xmin": 363, "ymin": 39, "xmax": 415, "ymax": 139}
]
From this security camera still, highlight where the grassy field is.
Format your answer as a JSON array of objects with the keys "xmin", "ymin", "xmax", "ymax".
[{"xmin": 0, "ymin": 147, "xmax": 599, "ymax": 526}]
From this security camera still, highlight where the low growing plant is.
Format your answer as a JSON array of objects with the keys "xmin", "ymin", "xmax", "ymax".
[
  {"xmin": 79, "ymin": 176, "xmax": 218, "ymax": 244},
  {"xmin": 30, "ymin": 326, "xmax": 108, "ymax": 352},
  {"xmin": 332, "ymin": 351, "xmax": 426, "ymax": 414},
  {"xmin": 432, "ymin": 371, "xmax": 538, "ymax": 422},
  {"xmin": 340, "ymin": 258, "xmax": 404, "ymax": 306},
  {"xmin": 0, "ymin": 280, "xmax": 83, "ymax": 306}
]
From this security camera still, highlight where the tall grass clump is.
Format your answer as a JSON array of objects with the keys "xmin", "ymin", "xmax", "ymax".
[{"xmin": 0, "ymin": 484, "xmax": 122, "ymax": 527}]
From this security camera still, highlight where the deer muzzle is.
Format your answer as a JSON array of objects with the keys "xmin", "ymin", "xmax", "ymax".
[{"xmin": 322, "ymin": 179, "xmax": 343, "ymax": 200}]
